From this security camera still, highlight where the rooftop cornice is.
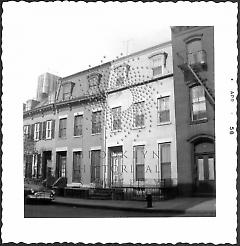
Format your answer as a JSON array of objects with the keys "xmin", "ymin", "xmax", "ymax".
[{"xmin": 23, "ymin": 93, "xmax": 106, "ymax": 118}]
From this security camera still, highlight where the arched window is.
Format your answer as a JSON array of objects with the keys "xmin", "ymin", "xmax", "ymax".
[
  {"xmin": 185, "ymin": 35, "xmax": 206, "ymax": 66},
  {"xmin": 149, "ymin": 52, "xmax": 168, "ymax": 77}
]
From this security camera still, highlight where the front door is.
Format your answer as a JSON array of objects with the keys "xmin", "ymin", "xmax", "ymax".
[
  {"xmin": 56, "ymin": 152, "xmax": 67, "ymax": 179},
  {"xmin": 42, "ymin": 151, "xmax": 52, "ymax": 179},
  {"xmin": 196, "ymin": 153, "xmax": 215, "ymax": 193},
  {"xmin": 110, "ymin": 149, "xmax": 123, "ymax": 186}
]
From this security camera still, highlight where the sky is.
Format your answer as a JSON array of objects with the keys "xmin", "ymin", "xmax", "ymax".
[{"xmin": 3, "ymin": 2, "xmax": 172, "ymax": 102}]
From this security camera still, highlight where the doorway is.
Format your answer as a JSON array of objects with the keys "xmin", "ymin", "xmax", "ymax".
[
  {"xmin": 56, "ymin": 151, "xmax": 67, "ymax": 179},
  {"xmin": 108, "ymin": 146, "xmax": 123, "ymax": 187},
  {"xmin": 42, "ymin": 151, "xmax": 52, "ymax": 179},
  {"xmin": 194, "ymin": 141, "xmax": 215, "ymax": 194}
]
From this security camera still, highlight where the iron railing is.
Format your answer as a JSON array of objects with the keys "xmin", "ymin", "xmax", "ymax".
[{"xmin": 176, "ymin": 50, "xmax": 207, "ymax": 68}]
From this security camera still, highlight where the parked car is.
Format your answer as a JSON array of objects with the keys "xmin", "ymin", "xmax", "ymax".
[
  {"xmin": 25, "ymin": 190, "xmax": 55, "ymax": 204},
  {"xmin": 24, "ymin": 182, "xmax": 55, "ymax": 204}
]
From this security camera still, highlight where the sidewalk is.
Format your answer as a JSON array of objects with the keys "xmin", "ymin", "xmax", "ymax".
[{"xmin": 52, "ymin": 196, "xmax": 216, "ymax": 216}]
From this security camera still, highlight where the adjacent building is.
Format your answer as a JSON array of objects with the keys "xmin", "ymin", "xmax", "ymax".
[{"xmin": 171, "ymin": 26, "xmax": 215, "ymax": 196}]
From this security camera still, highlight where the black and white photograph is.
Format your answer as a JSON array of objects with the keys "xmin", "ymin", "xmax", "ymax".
[{"xmin": 2, "ymin": 2, "xmax": 237, "ymax": 244}]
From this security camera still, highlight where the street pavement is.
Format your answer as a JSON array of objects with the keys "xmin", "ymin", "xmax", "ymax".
[
  {"xmin": 51, "ymin": 196, "xmax": 216, "ymax": 216},
  {"xmin": 25, "ymin": 204, "xmax": 184, "ymax": 217}
]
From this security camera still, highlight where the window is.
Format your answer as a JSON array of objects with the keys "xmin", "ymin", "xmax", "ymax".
[
  {"xmin": 114, "ymin": 65, "xmax": 129, "ymax": 86},
  {"xmin": 59, "ymin": 118, "xmax": 67, "ymax": 138},
  {"xmin": 186, "ymin": 38, "xmax": 204, "ymax": 65},
  {"xmin": 74, "ymin": 115, "xmax": 83, "ymax": 136},
  {"xmin": 111, "ymin": 107, "xmax": 121, "ymax": 131},
  {"xmin": 88, "ymin": 73, "xmax": 102, "ymax": 90},
  {"xmin": 23, "ymin": 125, "xmax": 30, "ymax": 138},
  {"xmin": 208, "ymin": 158, "xmax": 215, "ymax": 180},
  {"xmin": 46, "ymin": 120, "xmax": 52, "ymax": 139},
  {"xmin": 159, "ymin": 143, "xmax": 171, "ymax": 180},
  {"xmin": 34, "ymin": 123, "xmax": 40, "ymax": 141},
  {"xmin": 152, "ymin": 56, "xmax": 163, "ymax": 76},
  {"xmin": 92, "ymin": 111, "xmax": 101, "ymax": 134},
  {"xmin": 133, "ymin": 102, "xmax": 145, "ymax": 128},
  {"xmin": 134, "ymin": 145, "xmax": 145, "ymax": 181},
  {"xmin": 62, "ymin": 82, "xmax": 75, "ymax": 100},
  {"xmin": 157, "ymin": 96, "xmax": 170, "ymax": 123},
  {"xmin": 72, "ymin": 151, "xmax": 82, "ymax": 183},
  {"xmin": 190, "ymin": 86, "xmax": 207, "ymax": 121},
  {"xmin": 91, "ymin": 150, "xmax": 101, "ymax": 183},
  {"xmin": 89, "ymin": 76, "xmax": 98, "ymax": 89},
  {"xmin": 197, "ymin": 158, "xmax": 204, "ymax": 181}
]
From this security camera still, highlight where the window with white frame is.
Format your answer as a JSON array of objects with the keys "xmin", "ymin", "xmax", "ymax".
[
  {"xmin": 46, "ymin": 120, "xmax": 52, "ymax": 139},
  {"xmin": 133, "ymin": 102, "xmax": 145, "ymax": 128},
  {"xmin": 157, "ymin": 96, "xmax": 170, "ymax": 124},
  {"xmin": 74, "ymin": 115, "xmax": 83, "ymax": 136},
  {"xmin": 159, "ymin": 143, "xmax": 171, "ymax": 180},
  {"xmin": 111, "ymin": 107, "xmax": 121, "ymax": 131},
  {"xmin": 23, "ymin": 125, "xmax": 30, "ymax": 138},
  {"xmin": 133, "ymin": 145, "xmax": 145, "ymax": 181},
  {"xmin": 151, "ymin": 55, "xmax": 164, "ymax": 77},
  {"xmin": 34, "ymin": 123, "xmax": 40, "ymax": 141},
  {"xmin": 190, "ymin": 86, "xmax": 207, "ymax": 121}
]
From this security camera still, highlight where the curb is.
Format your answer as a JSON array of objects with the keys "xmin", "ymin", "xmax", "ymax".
[{"xmin": 52, "ymin": 201, "xmax": 192, "ymax": 214}]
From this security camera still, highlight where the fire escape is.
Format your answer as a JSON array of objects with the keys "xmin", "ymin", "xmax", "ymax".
[{"xmin": 177, "ymin": 50, "xmax": 215, "ymax": 108}]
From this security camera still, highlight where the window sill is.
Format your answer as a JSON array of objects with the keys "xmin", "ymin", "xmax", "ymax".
[
  {"xmin": 111, "ymin": 129, "xmax": 122, "ymax": 133},
  {"xmin": 131, "ymin": 126, "xmax": 146, "ymax": 130},
  {"xmin": 190, "ymin": 118, "xmax": 208, "ymax": 125},
  {"xmin": 152, "ymin": 74, "xmax": 163, "ymax": 79},
  {"xmin": 73, "ymin": 135, "xmax": 83, "ymax": 138},
  {"xmin": 91, "ymin": 132, "xmax": 101, "ymax": 136},
  {"xmin": 157, "ymin": 121, "xmax": 171, "ymax": 126}
]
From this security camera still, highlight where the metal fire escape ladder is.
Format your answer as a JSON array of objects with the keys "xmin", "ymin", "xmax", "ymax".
[{"xmin": 187, "ymin": 64, "xmax": 215, "ymax": 107}]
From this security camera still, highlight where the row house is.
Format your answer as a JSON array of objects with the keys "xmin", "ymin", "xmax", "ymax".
[
  {"xmin": 105, "ymin": 41, "xmax": 177, "ymax": 189},
  {"xmin": 23, "ymin": 63, "xmax": 111, "ymax": 188},
  {"xmin": 23, "ymin": 26, "xmax": 215, "ymax": 197}
]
